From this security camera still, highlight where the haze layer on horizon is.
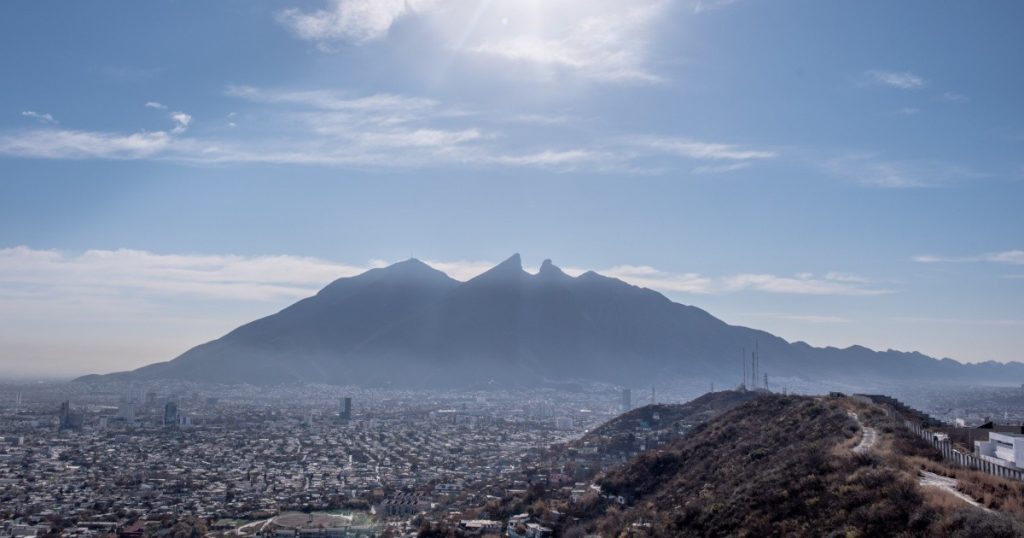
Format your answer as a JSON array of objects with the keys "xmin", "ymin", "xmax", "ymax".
[{"xmin": 0, "ymin": 1, "xmax": 1022, "ymax": 377}]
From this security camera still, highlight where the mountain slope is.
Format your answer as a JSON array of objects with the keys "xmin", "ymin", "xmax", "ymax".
[
  {"xmin": 581, "ymin": 396, "xmax": 1024, "ymax": 537},
  {"xmin": 79, "ymin": 254, "xmax": 1024, "ymax": 386}
]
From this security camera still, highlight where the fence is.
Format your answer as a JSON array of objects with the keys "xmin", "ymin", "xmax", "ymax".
[{"xmin": 903, "ymin": 420, "xmax": 1024, "ymax": 481}]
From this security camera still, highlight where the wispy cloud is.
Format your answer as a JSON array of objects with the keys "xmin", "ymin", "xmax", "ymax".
[
  {"xmin": 693, "ymin": 0, "xmax": 740, "ymax": 13},
  {"xmin": 170, "ymin": 111, "xmax": 192, "ymax": 134},
  {"xmin": 822, "ymin": 153, "xmax": 978, "ymax": 188},
  {"xmin": 0, "ymin": 129, "xmax": 172, "ymax": 159},
  {"xmin": 0, "ymin": 246, "xmax": 365, "ymax": 303},
  {"xmin": 628, "ymin": 136, "xmax": 777, "ymax": 161},
  {"xmin": 278, "ymin": 0, "xmax": 436, "ymax": 45},
  {"xmin": 691, "ymin": 162, "xmax": 751, "ymax": 174},
  {"xmin": 863, "ymin": 69, "xmax": 926, "ymax": 90},
  {"xmin": 144, "ymin": 101, "xmax": 167, "ymax": 110},
  {"xmin": 0, "ymin": 85, "xmax": 778, "ymax": 175},
  {"xmin": 893, "ymin": 316, "xmax": 1024, "ymax": 327},
  {"xmin": 938, "ymin": 91, "xmax": 969, "ymax": 103},
  {"xmin": 20, "ymin": 111, "xmax": 58, "ymax": 125},
  {"xmin": 740, "ymin": 312, "xmax": 850, "ymax": 324},
  {"xmin": 0, "ymin": 247, "xmax": 892, "ymax": 317},
  {"xmin": 913, "ymin": 250, "xmax": 1024, "ymax": 266},
  {"xmin": 571, "ymin": 264, "xmax": 889, "ymax": 296}
]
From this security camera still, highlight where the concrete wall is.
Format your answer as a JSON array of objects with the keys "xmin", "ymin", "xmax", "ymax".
[{"xmin": 904, "ymin": 420, "xmax": 1024, "ymax": 481}]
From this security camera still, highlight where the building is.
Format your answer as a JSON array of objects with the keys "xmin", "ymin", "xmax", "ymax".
[
  {"xmin": 118, "ymin": 402, "xmax": 136, "ymax": 423},
  {"xmin": 164, "ymin": 401, "xmax": 178, "ymax": 426},
  {"xmin": 457, "ymin": 520, "xmax": 501, "ymax": 535},
  {"xmin": 340, "ymin": 397, "xmax": 352, "ymax": 421},
  {"xmin": 621, "ymin": 389, "xmax": 631, "ymax": 413},
  {"xmin": 975, "ymin": 432, "xmax": 1024, "ymax": 468},
  {"xmin": 58, "ymin": 401, "xmax": 83, "ymax": 431}
]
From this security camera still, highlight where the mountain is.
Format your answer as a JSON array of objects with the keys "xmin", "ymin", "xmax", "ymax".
[{"xmin": 78, "ymin": 254, "xmax": 1024, "ymax": 386}]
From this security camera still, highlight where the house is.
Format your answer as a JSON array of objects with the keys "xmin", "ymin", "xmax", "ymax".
[{"xmin": 975, "ymin": 432, "xmax": 1024, "ymax": 468}]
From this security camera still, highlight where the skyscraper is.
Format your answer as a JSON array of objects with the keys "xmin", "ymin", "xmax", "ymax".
[
  {"xmin": 621, "ymin": 389, "xmax": 631, "ymax": 413},
  {"xmin": 340, "ymin": 397, "xmax": 352, "ymax": 421},
  {"xmin": 58, "ymin": 401, "xmax": 70, "ymax": 430},
  {"xmin": 164, "ymin": 401, "xmax": 178, "ymax": 427},
  {"xmin": 58, "ymin": 401, "xmax": 82, "ymax": 431}
]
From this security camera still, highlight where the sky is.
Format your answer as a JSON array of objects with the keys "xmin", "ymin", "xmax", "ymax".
[{"xmin": 1, "ymin": 0, "xmax": 1022, "ymax": 378}]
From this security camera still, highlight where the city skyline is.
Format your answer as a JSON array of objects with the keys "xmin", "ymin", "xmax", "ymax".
[{"xmin": 1, "ymin": 0, "xmax": 1023, "ymax": 376}]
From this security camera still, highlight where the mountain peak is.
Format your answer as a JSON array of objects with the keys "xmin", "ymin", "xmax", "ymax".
[
  {"xmin": 498, "ymin": 253, "xmax": 522, "ymax": 270},
  {"xmin": 376, "ymin": 257, "xmax": 442, "ymax": 277},
  {"xmin": 464, "ymin": 253, "xmax": 525, "ymax": 284},
  {"xmin": 538, "ymin": 258, "xmax": 569, "ymax": 279}
]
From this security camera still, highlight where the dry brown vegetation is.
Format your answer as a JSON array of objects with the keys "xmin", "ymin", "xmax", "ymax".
[{"xmin": 566, "ymin": 396, "xmax": 1024, "ymax": 537}]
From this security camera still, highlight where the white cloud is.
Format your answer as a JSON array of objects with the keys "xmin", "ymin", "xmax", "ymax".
[
  {"xmin": 691, "ymin": 162, "xmax": 750, "ymax": 174},
  {"xmin": 491, "ymin": 149, "xmax": 601, "ymax": 168},
  {"xmin": 822, "ymin": 153, "xmax": 978, "ymax": 188},
  {"xmin": 170, "ymin": 111, "xmax": 192, "ymax": 134},
  {"xmin": 0, "ymin": 246, "xmax": 366, "ymax": 304},
  {"xmin": 470, "ymin": 2, "xmax": 667, "ymax": 84},
  {"xmin": 863, "ymin": 69, "xmax": 926, "ymax": 90},
  {"xmin": 714, "ymin": 273, "xmax": 890, "ymax": 296},
  {"xmin": 893, "ymin": 317, "xmax": 1024, "ymax": 327},
  {"xmin": 278, "ymin": 0, "xmax": 436, "ymax": 44},
  {"xmin": 144, "ymin": 101, "xmax": 167, "ymax": 109},
  {"xmin": 550, "ymin": 262, "xmax": 888, "ymax": 296},
  {"xmin": 226, "ymin": 85, "xmax": 439, "ymax": 116},
  {"xmin": 0, "ymin": 129, "xmax": 172, "ymax": 159},
  {"xmin": 0, "ymin": 85, "xmax": 779, "ymax": 174},
  {"xmin": 693, "ymin": 0, "xmax": 739, "ymax": 13},
  {"xmin": 939, "ymin": 92, "xmax": 968, "ymax": 103},
  {"xmin": 20, "ymin": 111, "xmax": 58, "ymax": 124},
  {"xmin": 628, "ymin": 136, "xmax": 777, "ymax": 161},
  {"xmin": 278, "ymin": 0, "xmax": 670, "ymax": 84},
  {"xmin": 741, "ymin": 312, "xmax": 850, "ymax": 324},
  {"xmin": 0, "ymin": 248, "xmax": 892, "ymax": 321},
  {"xmin": 913, "ymin": 250, "xmax": 1024, "ymax": 266}
]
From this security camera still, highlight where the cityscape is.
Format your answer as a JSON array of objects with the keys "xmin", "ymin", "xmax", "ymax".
[
  {"xmin": 3, "ymin": 0, "xmax": 1024, "ymax": 536},
  {"xmin": 5, "ymin": 378, "xmax": 1024, "ymax": 536}
]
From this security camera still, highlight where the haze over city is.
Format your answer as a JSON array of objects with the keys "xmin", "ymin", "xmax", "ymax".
[{"xmin": 2, "ymin": 1, "xmax": 1022, "ymax": 378}]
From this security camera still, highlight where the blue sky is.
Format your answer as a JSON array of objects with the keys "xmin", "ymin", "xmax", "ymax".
[{"xmin": 1, "ymin": 0, "xmax": 1022, "ymax": 377}]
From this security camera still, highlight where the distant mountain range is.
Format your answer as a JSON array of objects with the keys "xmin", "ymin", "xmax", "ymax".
[{"xmin": 78, "ymin": 254, "xmax": 1024, "ymax": 387}]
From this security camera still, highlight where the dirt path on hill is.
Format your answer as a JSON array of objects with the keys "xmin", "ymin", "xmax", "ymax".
[
  {"xmin": 919, "ymin": 470, "xmax": 990, "ymax": 511},
  {"xmin": 848, "ymin": 411, "xmax": 877, "ymax": 454}
]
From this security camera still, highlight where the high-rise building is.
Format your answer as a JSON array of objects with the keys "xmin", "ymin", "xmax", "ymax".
[
  {"xmin": 164, "ymin": 401, "xmax": 178, "ymax": 426},
  {"xmin": 621, "ymin": 389, "xmax": 632, "ymax": 412},
  {"xmin": 340, "ymin": 397, "xmax": 352, "ymax": 421},
  {"xmin": 58, "ymin": 401, "xmax": 70, "ymax": 430},
  {"xmin": 118, "ymin": 402, "xmax": 136, "ymax": 423},
  {"xmin": 58, "ymin": 401, "xmax": 82, "ymax": 431}
]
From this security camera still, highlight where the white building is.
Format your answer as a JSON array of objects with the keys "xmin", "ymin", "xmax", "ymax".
[{"xmin": 975, "ymin": 432, "xmax": 1024, "ymax": 468}]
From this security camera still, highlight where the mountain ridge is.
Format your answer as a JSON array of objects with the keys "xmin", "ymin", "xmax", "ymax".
[{"xmin": 76, "ymin": 255, "xmax": 1024, "ymax": 387}]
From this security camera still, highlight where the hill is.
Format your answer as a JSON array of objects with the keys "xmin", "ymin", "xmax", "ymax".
[
  {"xmin": 581, "ymin": 395, "xmax": 1024, "ymax": 537},
  {"xmin": 447, "ymin": 395, "xmax": 1024, "ymax": 537},
  {"xmin": 554, "ymin": 390, "xmax": 766, "ymax": 468},
  {"xmin": 78, "ymin": 255, "xmax": 1024, "ymax": 387},
  {"xmin": 587, "ymin": 390, "xmax": 763, "ymax": 439}
]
